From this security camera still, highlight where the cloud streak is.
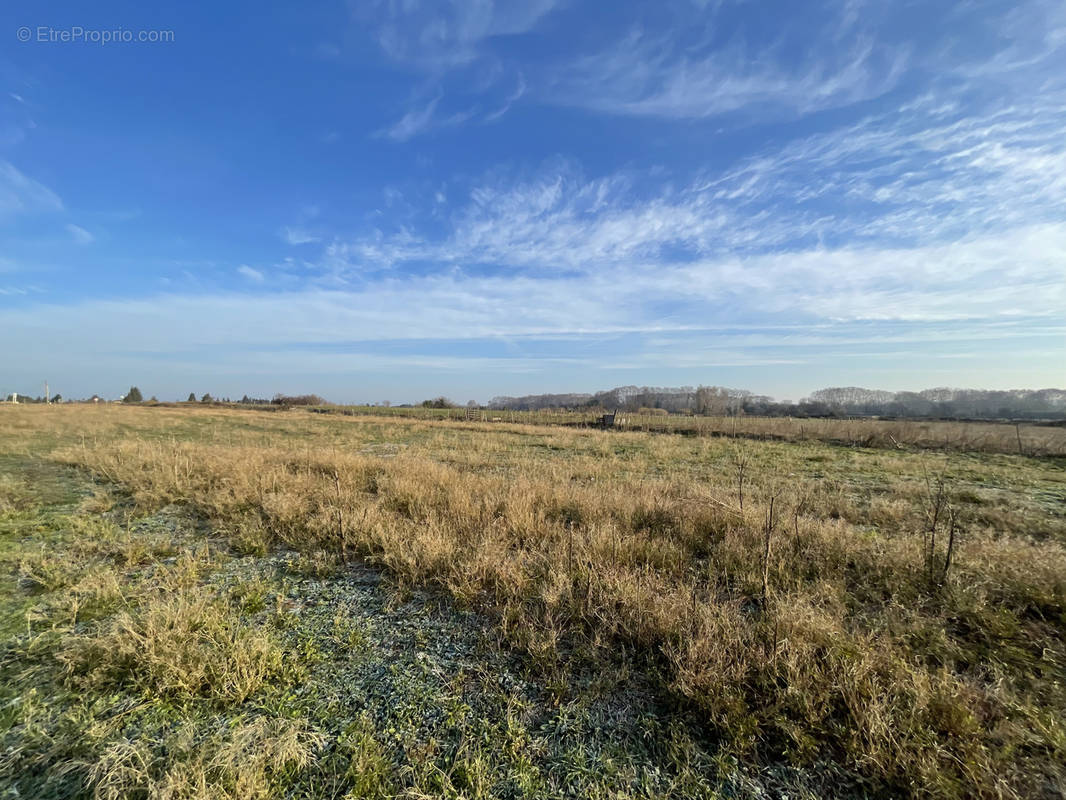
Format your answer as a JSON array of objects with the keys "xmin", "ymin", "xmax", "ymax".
[
  {"xmin": 281, "ymin": 226, "xmax": 320, "ymax": 246},
  {"xmin": 0, "ymin": 161, "xmax": 63, "ymax": 217},
  {"xmin": 327, "ymin": 52, "xmax": 1066, "ymax": 275},
  {"xmin": 369, "ymin": 0, "xmax": 560, "ymax": 72},
  {"xmin": 66, "ymin": 224, "xmax": 94, "ymax": 245},
  {"xmin": 551, "ymin": 28, "xmax": 907, "ymax": 120},
  {"xmin": 4, "ymin": 223, "xmax": 1062, "ymax": 358}
]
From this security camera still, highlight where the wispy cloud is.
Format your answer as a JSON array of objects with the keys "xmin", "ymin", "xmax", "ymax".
[
  {"xmin": 377, "ymin": 92, "xmax": 476, "ymax": 141},
  {"xmin": 369, "ymin": 0, "xmax": 560, "ymax": 72},
  {"xmin": 361, "ymin": 1, "xmax": 556, "ymax": 139},
  {"xmin": 702, "ymin": 90, "xmax": 1066, "ymax": 244},
  {"xmin": 334, "ymin": 64, "xmax": 1066, "ymax": 275},
  {"xmin": 551, "ymin": 28, "xmax": 907, "ymax": 120},
  {"xmin": 0, "ymin": 161, "xmax": 63, "ymax": 217},
  {"xmin": 280, "ymin": 226, "xmax": 320, "ymax": 246},
  {"xmin": 237, "ymin": 265, "xmax": 264, "ymax": 282},
  {"xmin": 66, "ymin": 223, "xmax": 94, "ymax": 245},
  {"xmin": 544, "ymin": 0, "xmax": 1065, "ymax": 122},
  {"xmin": 484, "ymin": 73, "xmax": 527, "ymax": 122},
  {"xmin": 146, "ymin": 222, "xmax": 1059, "ymax": 350},
  {"xmin": 0, "ymin": 92, "xmax": 35, "ymax": 147},
  {"xmin": 360, "ymin": 0, "xmax": 1065, "ymax": 136},
  {"xmin": 4, "ymin": 215, "xmax": 1062, "ymax": 396},
  {"xmin": 380, "ymin": 94, "xmax": 442, "ymax": 141},
  {"xmin": 296, "ymin": 70, "xmax": 1066, "ymax": 340},
  {"xmin": 945, "ymin": 0, "xmax": 1066, "ymax": 83}
]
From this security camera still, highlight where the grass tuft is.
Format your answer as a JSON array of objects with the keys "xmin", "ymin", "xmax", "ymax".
[{"xmin": 59, "ymin": 591, "xmax": 286, "ymax": 704}]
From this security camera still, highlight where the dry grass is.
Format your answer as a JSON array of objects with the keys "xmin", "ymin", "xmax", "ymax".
[
  {"xmin": 90, "ymin": 717, "xmax": 323, "ymax": 800},
  {"xmin": 59, "ymin": 588, "xmax": 286, "ymax": 705},
  {"xmin": 0, "ymin": 451, "xmax": 318, "ymax": 799},
  {"xmin": 5, "ymin": 404, "xmax": 1066, "ymax": 797},
  {"xmin": 320, "ymin": 404, "xmax": 1066, "ymax": 456}
]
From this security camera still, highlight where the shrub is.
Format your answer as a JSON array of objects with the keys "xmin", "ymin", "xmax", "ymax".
[{"xmin": 271, "ymin": 394, "xmax": 327, "ymax": 406}]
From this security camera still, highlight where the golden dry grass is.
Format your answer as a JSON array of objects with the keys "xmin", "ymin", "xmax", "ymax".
[
  {"xmin": 318, "ymin": 404, "xmax": 1066, "ymax": 456},
  {"xmin": 90, "ymin": 717, "xmax": 323, "ymax": 800},
  {"xmin": 59, "ymin": 589, "xmax": 286, "ymax": 705},
  {"xmin": 4, "ymin": 403, "xmax": 1066, "ymax": 798}
]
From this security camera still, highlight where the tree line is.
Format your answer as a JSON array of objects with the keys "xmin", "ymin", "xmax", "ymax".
[
  {"xmin": 489, "ymin": 385, "xmax": 1066, "ymax": 420},
  {"xmin": 11, "ymin": 384, "xmax": 1064, "ymax": 421}
]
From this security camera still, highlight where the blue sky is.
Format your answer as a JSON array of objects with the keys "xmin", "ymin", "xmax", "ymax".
[{"xmin": 1, "ymin": 0, "xmax": 1064, "ymax": 403}]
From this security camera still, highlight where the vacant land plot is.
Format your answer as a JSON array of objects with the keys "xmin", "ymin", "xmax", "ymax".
[
  {"xmin": 2, "ymin": 405, "xmax": 1064, "ymax": 799},
  {"xmin": 313, "ymin": 405, "xmax": 1066, "ymax": 457}
]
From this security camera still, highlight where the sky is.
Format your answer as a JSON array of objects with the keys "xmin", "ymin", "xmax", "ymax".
[{"xmin": 1, "ymin": 0, "xmax": 1064, "ymax": 404}]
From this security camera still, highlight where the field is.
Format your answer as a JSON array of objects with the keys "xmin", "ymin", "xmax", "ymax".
[
  {"xmin": 318, "ymin": 405, "xmax": 1066, "ymax": 457},
  {"xmin": 1, "ymin": 404, "xmax": 1065, "ymax": 799}
]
